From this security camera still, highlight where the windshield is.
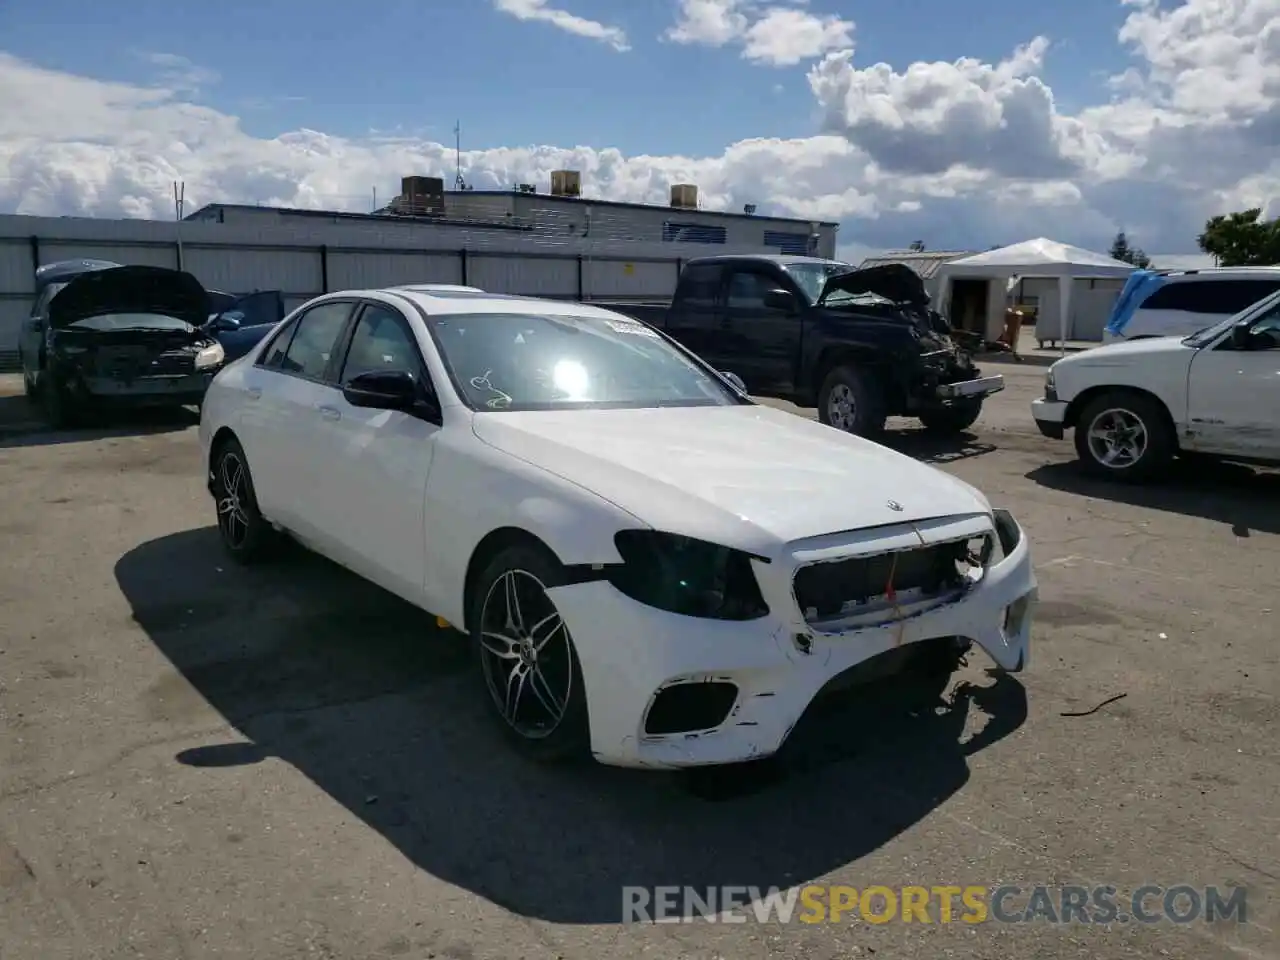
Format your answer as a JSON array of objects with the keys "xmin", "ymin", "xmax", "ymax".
[
  {"xmin": 1182, "ymin": 289, "xmax": 1280, "ymax": 347},
  {"xmin": 428, "ymin": 311, "xmax": 746, "ymax": 412},
  {"xmin": 782, "ymin": 261, "xmax": 851, "ymax": 303},
  {"xmin": 66, "ymin": 312, "xmax": 196, "ymax": 333}
]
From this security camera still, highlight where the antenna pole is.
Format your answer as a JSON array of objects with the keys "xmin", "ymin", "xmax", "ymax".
[{"xmin": 454, "ymin": 121, "xmax": 465, "ymax": 191}]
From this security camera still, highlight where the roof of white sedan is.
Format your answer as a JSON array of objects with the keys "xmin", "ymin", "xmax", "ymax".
[{"xmin": 378, "ymin": 287, "xmax": 634, "ymax": 320}]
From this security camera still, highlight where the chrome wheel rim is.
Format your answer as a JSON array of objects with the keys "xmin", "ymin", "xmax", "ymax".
[
  {"xmin": 216, "ymin": 452, "xmax": 251, "ymax": 549},
  {"xmin": 1086, "ymin": 407, "xmax": 1148, "ymax": 469},
  {"xmin": 827, "ymin": 383, "xmax": 857, "ymax": 431},
  {"xmin": 478, "ymin": 569, "xmax": 573, "ymax": 739}
]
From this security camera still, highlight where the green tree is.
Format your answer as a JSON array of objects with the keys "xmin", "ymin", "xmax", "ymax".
[
  {"xmin": 1109, "ymin": 231, "xmax": 1152, "ymax": 268},
  {"xmin": 1196, "ymin": 209, "xmax": 1280, "ymax": 266}
]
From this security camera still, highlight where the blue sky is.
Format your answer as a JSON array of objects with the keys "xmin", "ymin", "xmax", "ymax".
[{"xmin": 1, "ymin": 0, "xmax": 1134, "ymax": 156}]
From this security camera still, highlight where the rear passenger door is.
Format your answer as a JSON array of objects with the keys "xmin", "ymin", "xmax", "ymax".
[
  {"xmin": 240, "ymin": 300, "xmax": 356, "ymax": 537},
  {"xmin": 665, "ymin": 263, "xmax": 724, "ymax": 364}
]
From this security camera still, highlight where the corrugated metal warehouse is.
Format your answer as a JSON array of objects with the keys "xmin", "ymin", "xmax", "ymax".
[{"xmin": 0, "ymin": 172, "xmax": 839, "ymax": 368}]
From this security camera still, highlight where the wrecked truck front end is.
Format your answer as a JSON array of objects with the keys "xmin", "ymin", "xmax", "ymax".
[{"xmin": 545, "ymin": 509, "xmax": 1036, "ymax": 769}]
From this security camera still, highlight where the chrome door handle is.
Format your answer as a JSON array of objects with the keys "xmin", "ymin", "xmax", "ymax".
[
  {"xmin": 246, "ymin": 386, "xmax": 262, "ymax": 400},
  {"xmin": 317, "ymin": 405, "xmax": 341, "ymax": 421}
]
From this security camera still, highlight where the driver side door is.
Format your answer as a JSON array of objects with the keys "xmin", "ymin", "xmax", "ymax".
[{"xmin": 1185, "ymin": 303, "xmax": 1280, "ymax": 459}]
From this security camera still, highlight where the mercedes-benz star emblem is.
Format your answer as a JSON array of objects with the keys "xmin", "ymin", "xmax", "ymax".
[{"xmin": 886, "ymin": 499, "xmax": 904, "ymax": 512}]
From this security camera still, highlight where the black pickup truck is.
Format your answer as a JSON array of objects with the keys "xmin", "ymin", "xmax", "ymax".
[{"xmin": 597, "ymin": 254, "xmax": 1003, "ymax": 436}]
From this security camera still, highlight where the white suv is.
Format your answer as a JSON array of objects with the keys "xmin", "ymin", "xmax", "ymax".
[{"xmin": 1102, "ymin": 267, "xmax": 1280, "ymax": 342}]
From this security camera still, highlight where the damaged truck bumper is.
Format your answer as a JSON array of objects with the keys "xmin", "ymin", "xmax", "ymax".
[
  {"xmin": 547, "ymin": 510, "xmax": 1036, "ymax": 769},
  {"xmin": 935, "ymin": 374, "xmax": 1005, "ymax": 400}
]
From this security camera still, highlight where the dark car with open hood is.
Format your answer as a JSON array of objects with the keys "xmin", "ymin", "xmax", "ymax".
[
  {"xmin": 592, "ymin": 254, "xmax": 1004, "ymax": 437},
  {"xmin": 18, "ymin": 261, "xmax": 280, "ymax": 428}
]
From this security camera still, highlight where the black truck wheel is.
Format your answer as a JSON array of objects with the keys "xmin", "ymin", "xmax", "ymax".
[
  {"xmin": 817, "ymin": 365, "xmax": 887, "ymax": 437},
  {"xmin": 918, "ymin": 398, "xmax": 983, "ymax": 434}
]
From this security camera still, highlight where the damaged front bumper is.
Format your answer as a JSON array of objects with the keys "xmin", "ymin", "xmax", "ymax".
[
  {"xmin": 935, "ymin": 374, "xmax": 1005, "ymax": 400},
  {"xmin": 547, "ymin": 511, "xmax": 1036, "ymax": 769}
]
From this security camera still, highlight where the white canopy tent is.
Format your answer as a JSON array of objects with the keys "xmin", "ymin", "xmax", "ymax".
[{"xmin": 934, "ymin": 238, "xmax": 1136, "ymax": 354}]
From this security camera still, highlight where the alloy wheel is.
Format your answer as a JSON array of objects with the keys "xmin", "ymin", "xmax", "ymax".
[
  {"xmin": 478, "ymin": 569, "xmax": 574, "ymax": 740},
  {"xmin": 1086, "ymin": 407, "xmax": 1148, "ymax": 469},
  {"xmin": 827, "ymin": 383, "xmax": 858, "ymax": 431},
  {"xmin": 215, "ymin": 451, "xmax": 251, "ymax": 549}
]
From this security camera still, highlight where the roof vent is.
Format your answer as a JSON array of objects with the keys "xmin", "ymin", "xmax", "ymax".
[
  {"xmin": 550, "ymin": 170, "xmax": 581, "ymax": 197},
  {"xmin": 394, "ymin": 176, "xmax": 445, "ymax": 216},
  {"xmin": 670, "ymin": 184, "xmax": 698, "ymax": 209}
]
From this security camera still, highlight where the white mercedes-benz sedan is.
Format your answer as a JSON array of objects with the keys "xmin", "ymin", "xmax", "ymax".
[{"xmin": 198, "ymin": 286, "xmax": 1037, "ymax": 768}]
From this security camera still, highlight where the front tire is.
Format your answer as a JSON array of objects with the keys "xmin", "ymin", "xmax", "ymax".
[
  {"xmin": 1074, "ymin": 391, "xmax": 1174, "ymax": 482},
  {"xmin": 469, "ymin": 544, "xmax": 590, "ymax": 763},
  {"xmin": 817, "ymin": 364, "xmax": 887, "ymax": 437},
  {"xmin": 211, "ymin": 438, "xmax": 275, "ymax": 564},
  {"xmin": 918, "ymin": 398, "xmax": 983, "ymax": 434}
]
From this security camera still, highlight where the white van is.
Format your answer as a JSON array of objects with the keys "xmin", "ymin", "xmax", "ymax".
[{"xmin": 1102, "ymin": 267, "xmax": 1280, "ymax": 343}]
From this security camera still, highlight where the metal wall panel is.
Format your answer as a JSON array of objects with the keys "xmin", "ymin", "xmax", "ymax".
[
  {"xmin": 37, "ymin": 241, "xmax": 177, "ymax": 269},
  {"xmin": 326, "ymin": 251, "xmax": 462, "ymax": 291},
  {"xmin": 183, "ymin": 246, "xmax": 322, "ymax": 295},
  {"xmin": 0, "ymin": 240, "xmax": 35, "ymax": 294},
  {"xmin": 582, "ymin": 258, "xmax": 679, "ymax": 299},
  {"xmin": 469, "ymin": 255, "xmax": 577, "ymax": 297}
]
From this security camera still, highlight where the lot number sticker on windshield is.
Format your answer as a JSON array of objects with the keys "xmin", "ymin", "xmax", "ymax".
[{"xmin": 605, "ymin": 318, "xmax": 660, "ymax": 338}]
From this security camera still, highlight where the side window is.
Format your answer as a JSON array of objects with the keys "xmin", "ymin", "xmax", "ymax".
[
  {"xmin": 259, "ymin": 318, "xmax": 298, "ymax": 369},
  {"xmin": 338, "ymin": 304, "xmax": 427, "ymax": 384},
  {"xmin": 277, "ymin": 302, "xmax": 354, "ymax": 381},
  {"xmin": 1221, "ymin": 280, "xmax": 1280, "ymax": 313},
  {"xmin": 676, "ymin": 264, "xmax": 723, "ymax": 308},
  {"xmin": 1139, "ymin": 282, "xmax": 1198, "ymax": 312},
  {"xmin": 1250, "ymin": 304, "xmax": 1280, "ymax": 339},
  {"xmin": 726, "ymin": 270, "xmax": 774, "ymax": 309},
  {"xmin": 1142, "ymin": 279, "xmax": 1280, "ymax": 314}
]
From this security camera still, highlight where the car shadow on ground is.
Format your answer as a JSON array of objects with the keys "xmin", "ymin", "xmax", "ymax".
[
  {"xmin": 115, "ymin": 527, "xmax": 1027, "ymax": 924},
  {"xmin": 0, "ymin": 395, "xmax": 197, "ymax": 449},
  {"xmin": 1027, "ymin": 457, "xmax": 1280, "ymax": 536},
  {"xmin": 880, "ymin": 427, "xmax": 998, "ymax": 465}
]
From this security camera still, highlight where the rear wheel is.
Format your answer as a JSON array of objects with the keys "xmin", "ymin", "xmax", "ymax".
[
  {"xmin": 211, "ymin": 438, "xmax": 276, "ymax": 564},
  {"xmin": 818, "ymin": 365, "xmax": 887, "ymax": 437},
  {"xmin": 918, "ymin": 398, "xmax": 983, "ymax": 434},
  {"xmin": 1073, "ymin": 391, "xmax": 1174, "ymax": 482},
  {"xmin": 469, "ymin": 544, "xmax": 591, "ymax": 763}
]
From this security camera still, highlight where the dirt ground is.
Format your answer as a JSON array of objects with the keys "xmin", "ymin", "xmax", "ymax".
[{"xmin": 0, "ymin": 364, "xmax": 1276, "ymax": 960}]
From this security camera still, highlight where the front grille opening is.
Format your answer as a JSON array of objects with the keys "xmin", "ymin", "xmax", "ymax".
[
  {"xmin": 643, "ymin": 681, "xmax": 739, "ymax": 736},
  {"xmin": 794, "ymin": 535, "xmax": 992, "ymax": 623}
]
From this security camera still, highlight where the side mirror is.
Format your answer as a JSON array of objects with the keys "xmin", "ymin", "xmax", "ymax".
[
  {"xmin": 719, "ymin": 370, "xmax": 747, "ymax": 394},
  {"xmin": 342, "ymin": 369, "xmax": 440, "ymax": 421},
  {"xmin": 209, "ymin": 312, "xmax": 243, "ymax": 333},
  {"xmin": 1231, "ymin": 323, "xmax": 1251, "ymax": 350},
  {"xmin": 763, "ymin": 288, "xmax": 796, "ymax": 312}
]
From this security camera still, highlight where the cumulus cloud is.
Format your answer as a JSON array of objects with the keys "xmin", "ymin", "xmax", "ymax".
[
  {"xmin": 664, "ymin": 0, "xmax": 853, "ymax": 66},
  {"xmin": 491, "ymin": 0, "xmax": 630, "ymax": 51},
  {"xmin": 2, "ymin": 0, "xmax": 1279, "ymax": 256}
]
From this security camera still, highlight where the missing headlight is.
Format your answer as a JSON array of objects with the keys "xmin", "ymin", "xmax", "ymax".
[{"xmin": 609, "ymin": 531, "xmax": 769, "ymax": 620}]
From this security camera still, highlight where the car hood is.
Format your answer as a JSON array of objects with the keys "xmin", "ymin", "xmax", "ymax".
[
  {"xmin": 47, "ymin": 265, "xmax": 210, "ymax": 329},
  {"xmin": 470, "ymin": 404, "xmax": 991, "ymax": 556},
  {"xmin": 818, "ymin": 263, "xmax": 929, "ymax": 307},
  {"xmin": 1054, "ymin": 335, "xmax": 1192, "ymax": 369}
]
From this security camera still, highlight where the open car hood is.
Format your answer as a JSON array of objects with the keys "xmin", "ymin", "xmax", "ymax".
[
  {"xmin": 47, "ymin": 265, "xmax": 210, "ymax": 329},
  {"xmin": 818, "ymin": 263, "xmax": 929, "ymax": 307}
]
